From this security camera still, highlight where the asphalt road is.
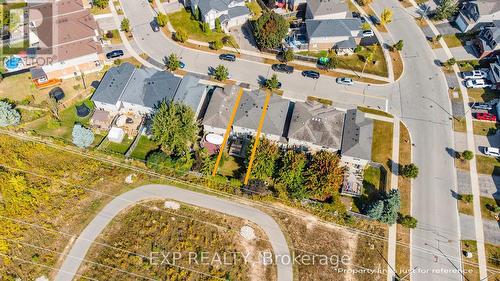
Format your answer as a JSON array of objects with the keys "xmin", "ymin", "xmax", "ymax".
[
  {"xmin": 117, "ymin": 0, "xmax": 464, "ymax": 280},
  {"xmin": 119, "ymin": 0, "xmax": 391, "ymax": 110},
  {"xmin": 55, "ymin": 184, "xmax": 292, "ymax": 281}
]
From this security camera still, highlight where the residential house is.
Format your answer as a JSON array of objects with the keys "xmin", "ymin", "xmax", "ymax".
[
  {"xmin": 305, "ymin": 18, "xmax": 362, "ymax": 52},
  {"xmin": 473, "ymin": 20, "xmax": 500, "ymax": 58},
  {"xmin": 306, "ymin": 0, "xmax": 349, "ymax": 20},
  {"xmin": 91, "ymin": 63, "xmax": 208, "ymax": 118},
  {"xmin": 287, "ymin": 101, "xmax": 345, "ymax": 152},
  {"xmin": 487, "ymin": 55, "xmax": 500, "ymax": 89},
  {"xmin": 187, "ymin": 0, "xmax": 251, "ymax": 32},
  {"xmin": 28, "ymin": 0, "xmax": 104, "ymax": 82},
  {"xmin": 454, "ymin": 0, "xmax": 500, "ymax": 33},
  {"xmin": 202, "ymin": 86, "xmax": 292, "ymax": 142},
  {"xmin": 340, "ymin": 109, "xmax": 374, "ymax": 166}
]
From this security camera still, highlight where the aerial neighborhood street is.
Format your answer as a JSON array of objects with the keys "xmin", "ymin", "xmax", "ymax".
[{"xmin": 0, "ymin": 0, "xmax": 499, "ymax": 280}]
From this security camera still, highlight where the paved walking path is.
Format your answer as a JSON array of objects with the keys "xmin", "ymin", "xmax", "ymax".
[
  {"xmin": 55, "ymin": 184, "xmax": 292, "ymax": 281},
  {"xmin": 409, "ymin": 1, "xmax": 488, "ymax": 278}
]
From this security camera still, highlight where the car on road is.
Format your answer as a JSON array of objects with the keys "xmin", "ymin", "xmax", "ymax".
[
  {"xmin": 483, "ymin": 147, "xmax": 500, "ymax": 157},
  {"xmin": 272, "ymin": 63, "xmax": 294, "ymax": 74},
  {"xmin": 462, "ymin": 70, "xmax": 487, "ymax": 79},
  {"xmin": 179, "ymin": 61, "xmax": 185, "ymax": 69},
  {"xmin": 475, "ymin": 112, "xmax": 497, "ymax": 121},
  {"xmin": 219, "ymin": 53, "xmax": 236, "ymax": 62},
  {"xmin": 352, "ymin": 11, "xmax": 361, "ymax": 18},
  {"xmin": 336, "ymin": 77, "xmax": 354, "ymax": 85},
  {"xmin": 470, "ymin": 102, "xmax": 493, "ymax": 111},
  {"xmin": 302, "ymin": 70, "xmax": 320, "ymax": 79},
  {"xmin": 105, "ymin": 50, "xmax": 124, "ymax": 59},
  {"xmin": 369, "ymin": 15, "xmax": 381, "ymax": 25},
  {"xmin": 150, "ymin": 20, "xmax": 160, "ymax": 32},
  {"xmin": 362, "ymin": 30, "xmax": 374, "ymax": 37},
  {"xmin": 465, "ymin": 79, "xmax": 491, "ymax": 88},
  {"xmin": 360, "ymin": 16, "xmax": 366, "ymax": 23}
]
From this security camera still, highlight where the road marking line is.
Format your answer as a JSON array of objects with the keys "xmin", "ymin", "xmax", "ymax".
[
  {"xmin": 212, "ymin": 87, "xmax": 244, "ymax": 176},
  {"xmin": 243, "ymin": 90, "xmax": 272, "ymax": 185}
]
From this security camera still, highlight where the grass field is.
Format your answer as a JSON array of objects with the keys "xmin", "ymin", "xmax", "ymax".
[
  {"xmin": 480, "ymin": 196, "xmax": 500, "ymax": 221},
  {"xmin": 461, "ymin": 240, "xmax": 480, "ymax": 281},
  {"xmin": 129, "ymin": 135, "xmax": 158, "ymax": 160},
  {"xmin": 467, "ymin": 88, "xmax": 500, "ymax": 103},
  {"xmin": 458, "ymin": 195, "xmax": 474, "ymax": 216},
  {"xmin": 476, "ymin": 155, "xmax": 500, "ymax": 176},
  {"xmin": 371, "ymin": 120, "xmax": 394, "ymax": 189},
  {"xmin": 100, "ymin": 136, "xmax": 134, "ymax": 155},
  {"xmin": 219, "ymin": 155, "xmax": 244, "ymax": 178},
  {"xmin": 472, "ymin": 121, "xmax": 498, "ymax": 136}
]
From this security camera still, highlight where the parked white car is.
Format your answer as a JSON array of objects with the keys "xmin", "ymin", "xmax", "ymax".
[
  {"xmin": 483, "ymin": 147, "xmax": 500, "ymax": 157},
  {"xmin": 465, "ymin": 79, "xmax": 491, "ymax": 88},
  {"xmin": 462, "ymin": 70, "xmax": 487, "ymax": 79},
  {"xmin": 336, "ymin": 77, "xmax": 353, "ymax": 85},
  {"xmin": 362, "ymin": 30, "xmax": 374, "ymax": 37}
]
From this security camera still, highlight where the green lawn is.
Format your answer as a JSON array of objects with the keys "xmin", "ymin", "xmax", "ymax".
[
  {"xmin": 443, "ymin": 33, "xmax": 477, "ymax": 48},
  {"xmin": 467, "ymin": 88, "xmax": 499, "ymax": 103},
  {"xmin": 130, "ymin": 135, "xmax": 159, "ymax": 160},
  {"xmin": 352, "ymin": 165, "xmax": 383, "ymax": 213},
  {"xmin": 485, "ymin": 243, "xmax": 500, "ymax": 270},
  {"xmin": 476, "ymin": 155, "xmax": 500, "ymax": 176},
  {"xmin": 472, "ymin": 121, "xmax": 498, "ymax": 136},
  {"xmin": 90, "ymin": 6, "xmax": 111, "ymax": 15},
  {"xmin": 246, "ymin": 2, "xmax": 262, "ymax": 20},
  {"xmin": 358, "ymin": 106, "xmax": 393, "ymax": 118},
  {"xmin": 371, "ymin": 120, "xmax": 393, "ymax": 190},
  {"xmin": 105, "ymin": 29, "xmax": 122, "ymax": 45},
  {"xmin": 480, "ymin": 196, "xmax": 500, "ymax": 221},
  {"xmin": 101, "ymin": 136, "xmax": 134, "ymax": 155},
  {"xmin": 299, "ymin": 46, "xmax": 388, "ymax": 77},
  {"xmin": 28, "ymin": 100, "xmax": 95, "ymax": 141},
  {"xmin": 219, "ymin": 155, "xmax": 244, "ymax": 178},
  {"xmin": 0, "ymin": 72, "xmax": 38, "ymax": 102},
  {"xmin": 168, "ymin": 9, "xmax": 234, "ymax": 44}
]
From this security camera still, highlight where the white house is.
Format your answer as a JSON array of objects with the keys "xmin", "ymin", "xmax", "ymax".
[{"xmin": 188, "ymin": 0, "xmax": 251, "ymax": 31}]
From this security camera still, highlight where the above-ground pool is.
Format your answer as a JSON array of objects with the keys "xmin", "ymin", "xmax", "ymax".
[{"xmin": 4, "ymin": 56, "xmax": 24, "ymax": 71}]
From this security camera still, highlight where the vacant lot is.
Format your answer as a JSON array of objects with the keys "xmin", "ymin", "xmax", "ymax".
[
  {"xmin": 0, "ymin": 135, "xmax": 149, "ymax": 280},
  {"xmin": 78, "ymin": 201, "xmax": 275, "ymax": 281}
]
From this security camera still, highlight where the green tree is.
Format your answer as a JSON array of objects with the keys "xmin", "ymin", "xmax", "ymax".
[
  {"xmin": 194, "ymin": 7, "xmax": 201, "ymax": 21},
  {"xmin": 397, "ymin": 213, "xmax": 418, "ymax": 228},
  {"xmin": 447, "ymin": 57, "xmax": 456, "ymax": 66},
  {"xmin": 304, "ymin": 150, "xmax": 345, "ymax": 201},
  {"xmin": 432, "ymin": 0, "xmax": 458, "ymax": 20},
  {"xmin": 265, "ymin": 74, "xmax": 280, "ymax": 90},
  {"xmin": 361, "ymin": 22, "xmax": 371, "ymax": 30},
  {"xmin": 460, "ymin": 194, "xmax": 473, "ymax": 203},
  {"xmin": 380, "ymin": 8, "xmax": 393, "ymax": 24},
  {"xmin": 120, "ymin": 18, "xmax": 130, "ymax": 32},
  {"xmin": 213, "ymin": 64, "xmax": 229, "ymax": 81},
  {"xmin": 401, "ymin": 163, "xmax": 419, "ymax": 179},
  {"xmin": 282, "ymin": 49, "xmax": 294, "ymax": 63},
  {"xmin": 174, "ymin": 29, "xmax": 188, "ymax": 42},
  {"xmin": 151, "ymin": 101, "xmax": 199, "ymax": 156},
  {"xmin": 277, "ymin": 150, "xmax": 307, "ymax": 199},
  {"xmin": 211, "ymin": 39, "xmax": 223, "ymax": 50},
  {"xmin": 0, "ymin": 101, "xmax": 20, "ymax": 127},
  {"xmin": 215, "ymin": 17, "xmax": 222, "ymax": 33},
  {"xmin": 201, "ymin": 22, "xmax": 211, "ymax": 34},
  {"xmin": 366, "ymin": 200, "xmax": 384, "ymax": 220},
  {"xmin": 358, "ymin": 0, "xmax": 373, "ymax": 6},
  {"xmin": 379, "ymin": 189, "xmax": 400, "ymax": 224},
  {"xmin": 156, "ymin": 12, "xmax": 168, "ymax": 27},
  {"xmin": 201, "ymin": 155, "xmax": 216, "ymax": 176},
  {"xmin": 393, "ymin": 40, "xmax": 404, "ymax": 51},
  {"xmin": 246, "ymin": 137, "xmax": 280, "ymax": 180},
  {"xmin": 325, "ymin": 55, "xmax": 339, "ymax": 70},
  {"xmin": 253, "ymin": 11, "xmax": 289, "ymax": 49},
  {"xmin": 93, "ymin": 0, "xmax": 108, "ymax": 9},
  {"xmin": 462, "ymin": 150, "xmax": 474, "ymax": 161},
  {"xmin": 72, "ymin": 124, "xmax": 94, "ymax": 148},
  {"xmin": 166, "ymin": 53, "xmax": 180, "ymax": 71}
]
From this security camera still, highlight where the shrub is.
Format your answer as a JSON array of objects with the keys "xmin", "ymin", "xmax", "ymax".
[
  {"xmin": 461, "ymin": 150, "xmax": 474, "ymax": 161},
  {"xmin": 282, "ymin": 49, "xmax": 294, "ymax": 63},
  {"xmin": 354, "ymin": 46, "xmax": 363, "ymax": 53},
  {"xmin": 93, "ymin": 0, "xmax": 108, "ymax": 9},
  {"xmin": 156, "ymin": 13, "xmax": 168, "ymax": 27},
  {"xmin": 120, "ymin": 18, "xmax": 130, "ymax": 32},
  {"xmin": 460, "ymin": 194, "xmax": 473, "ymax": 203},
  {"xmin": 401, "ymin": 163, "xmax": 419, "ymax": 179},
  {"xmin": 213, "ymin": 64, "xmax": 229, "ymax": 81},
  {"xmin": 211, "ymin": 39, "xmax": 223, "ymax": 50},
  {"xmin": 174, "ymin": 29, "xmax": 188, "ymax": 43},
  {"xmin": 201, "ymin": 22, "xmax": 211, "ymax": 34},
  {"xmin": 393, "ymin": 40, "xmax": 404, "ymax": 51},
  {"xmin": 215, "ymin": 17, "xmax": 222, "ymax": 33},
  {"xmin": 398, "ymin": 213, "xmax": 418, "ymax": 228},
  {"xmin": 72, "ymin": 124, "xmax": 94, "ymax": 148},
  {"xmin": 447, "ymin": 57, "xmax": 456, "ymax": 66}
]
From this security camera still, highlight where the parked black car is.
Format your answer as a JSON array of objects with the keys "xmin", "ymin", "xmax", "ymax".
[
  {"xmin": 219, "ymin": 53, "xmax": 236, "ymax": 61},
  {"xmin": 302, "ymin": 70, "xmax": 320, "ymax": 79},
  {"xmin": 369, "ymin": 15, "xmax": 381, "ymax": 25},
  {"xmin": 150, "ymin": 20, "xmax": 160, "ymax": 32},
  {"xmin": 352, "ymin": 11, "xmax": 361, "ymax": 18},
  {"xmin": 272, "ymin": 63, "xmax": 294, "ymax": 74},
  {"xmin": 106, "ymin": 50, "xmax": 124, "ymax": 59}
]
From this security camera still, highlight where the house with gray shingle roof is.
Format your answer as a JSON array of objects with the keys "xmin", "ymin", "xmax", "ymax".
[
  {"xmin": 454, "ymin": 0, "xmax": 500, "ymax": 33},
  {"xmin": 288, "ymin": 101, "xmax": 345, "ymax": 152},
  {"xmin": 91, "ymin": 63, "xmax": 207, "ymax": 117},
  {"xmin": 306, "ymin": 0, "xmax": 349, "ymax": 20},
  {"xmin": 340, "ymin": 109, "xmax": 374, "ymax": 166},
  {"xmin": 187, "ymin": 0, "xmax": 251, "ymax": 31},
  {"xmin": 202, "ymin": 86, "xmax": 291, "ymax": 142},
  {"xmin": 306, "ymin": 18, "xmax": 362, "ymax": 52}
]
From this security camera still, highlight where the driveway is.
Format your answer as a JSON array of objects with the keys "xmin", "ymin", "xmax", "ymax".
[
  {"xmin": 460, "ymin": 214, "xmax": 500, "ymax": 245},
  {"xmin": 229, "ymin": 22, "xmax": 260, "ymax": 53},
  {"xmin": 55, "ymin": 184, "xmax": 292, "ymax": 281}
]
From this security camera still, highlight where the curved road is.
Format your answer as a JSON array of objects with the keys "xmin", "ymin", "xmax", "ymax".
[
  {"xmin": 114, "ymin": 0, "xmax": 463, "ymax": 280},
  {"xmin": 55, "ymin": 184, "xmax": 292, "ymax": 281}
]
